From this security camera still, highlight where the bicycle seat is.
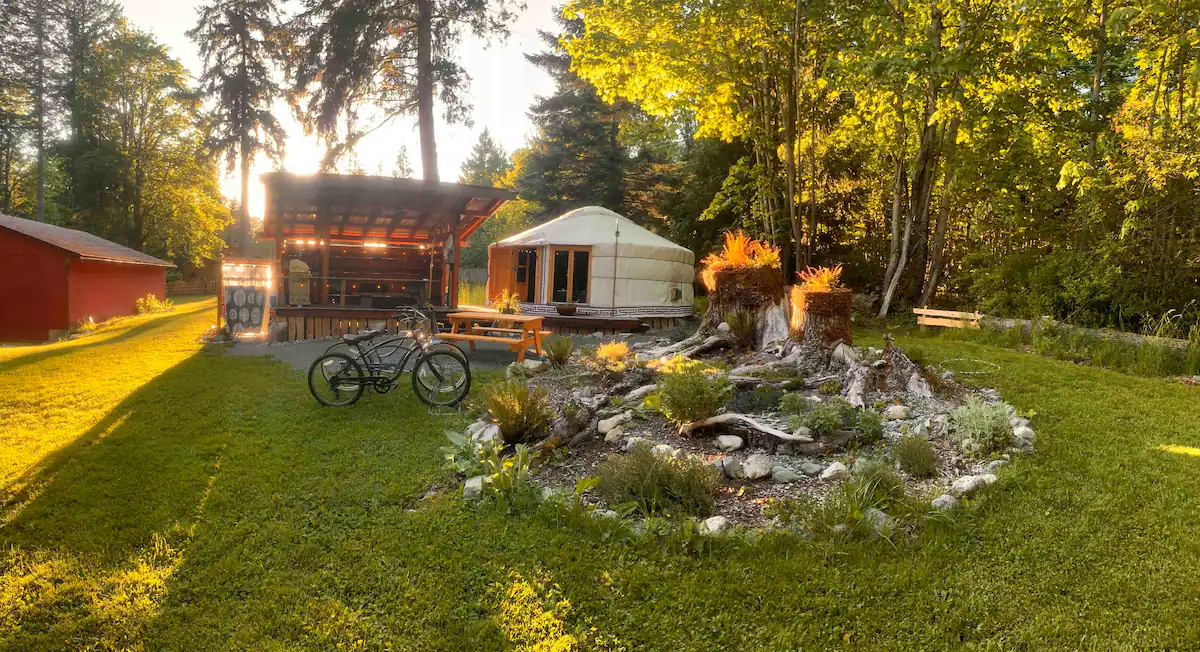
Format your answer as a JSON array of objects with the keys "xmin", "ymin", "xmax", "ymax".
[{"xmin": 342, "ymin": 328, "xmax": 385, "ymax": 344}]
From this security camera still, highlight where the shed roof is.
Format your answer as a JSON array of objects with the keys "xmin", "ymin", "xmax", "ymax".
[
  {"xmin": 0, "ymin": 213, "xmax": 174, "ymax": 267},
  {"xmin": 260, "ymin": 172, "xmax": 516, "ymax": 245}
]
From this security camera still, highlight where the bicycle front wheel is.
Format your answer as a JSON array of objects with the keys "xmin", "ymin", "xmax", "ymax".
[
  {"xmin": 411, "ymin": 350, "xmax": 472, "ymax": 407},
  {"xmin": 308, "ymin": 353, "xmax": 366, "ymax": 407}
]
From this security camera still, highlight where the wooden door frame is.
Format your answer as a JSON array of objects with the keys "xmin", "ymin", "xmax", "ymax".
[{"xmin": 549, "ymin": 245, "xmax": 591, "ymax": 304}]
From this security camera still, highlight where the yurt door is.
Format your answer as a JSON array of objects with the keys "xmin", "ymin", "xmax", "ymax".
[{"xmin": 515, "ymin": 248, "xmax": 538, "ymax": 303}]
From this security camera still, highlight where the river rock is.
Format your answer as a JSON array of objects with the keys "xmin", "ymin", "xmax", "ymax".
[
  {"xmin": 884, "ymin": 405, "xmax": 910, "ymax": 420},
  {"xmin": 801, "ymin": 461, "xmax": 823, "ymax": 476},
  {"xmin": 716, "ymin": 435, "xmax": 744, "ymax": 452},
  {"xmin": 603, "ymin": 426, "xmax": 625, "ymax": 444},
  {"xmin": 652, "ymin": 443, "xmax": 681, "ymax": 459},
  {"xmin": 719, "ymin": 457, "xmax": 744, "ymax": 479},
  {"xmin": 821, "ymin": 461, "xmax": 851, "ymax": 481},
  {"xmin": 931, "ymin": 494, "xmax": 959, "ymax": 511},
  {"xmin": 950, "ymin": 473, "xmax": 997, "ymax": 497},
  {"xmin": 742, "ymin": 454, "xmax": 773, "ymax": 480},
  {"xmin": 598, "ymin": 411, "xmax": 632, "ymax": 435},
  {"xmin": 863, "ymin": 507, "xmax": 894, "ymax": 536},
  {"xmin": 772, "ymin": 466, "xmax": 802, "ymax": 483},
  {"xmin": 463, "ymin": 476, "xmax": 484, "ymax": 502},
  {"xmin": 622, "ymin": 436, "xmax": 648, "ymax": 453},
  {"xmin": 700, "ymin": 515, "xmax": 730, "ymax": 535}
]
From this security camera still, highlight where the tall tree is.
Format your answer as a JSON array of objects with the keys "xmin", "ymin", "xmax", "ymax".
[
  {"xmin": 283, "ymin": 0, "xmax": 518, "ymax": 181},
  {"xmin": 457, "ymin": 128, "xmax": 509, "ymax": 186},
  {"xmin": 189, "ymin": 0, "xmax": 286, "ymax": 253},
  {"xmin": 392, "ymin": 144, "xmax": 414, "ymax": 178}
]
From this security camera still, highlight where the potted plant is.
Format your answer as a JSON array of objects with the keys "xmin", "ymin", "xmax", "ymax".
[{"xmin": 556, "ymin": 303, "xmax": 578, "ymax": 316}]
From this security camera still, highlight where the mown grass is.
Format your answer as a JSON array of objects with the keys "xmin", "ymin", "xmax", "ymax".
[{"xmin": 3, "ymin": 308, "xmax": 1200, "ymax": 649}]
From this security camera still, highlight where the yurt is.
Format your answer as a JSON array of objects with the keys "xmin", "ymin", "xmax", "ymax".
[{"xmin": 486, "ymin": 206, "xmax": 695, "ymax": 325}]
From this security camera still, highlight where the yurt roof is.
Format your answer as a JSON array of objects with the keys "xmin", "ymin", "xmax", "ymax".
[{"xmin": 495, "ymin": 206, "xmax": 691, "ymax": 255}]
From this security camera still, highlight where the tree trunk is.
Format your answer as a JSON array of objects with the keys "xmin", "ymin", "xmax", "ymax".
[
  {"xmin": 1087, "ymin": 0, "xmax": 1107, "ymax": 168},
  {"xmin": 416, "ymin": 0, "xmax": 439, "ymax": 182},
  {"xmin": 133, "ymin": 163, "xmax": 144, "ymax": 250},
  {"xmin": 806, "ymin": 91, "xmax": 818, "ymax": 266},
  {"xmin": 240, "ymin": 141, "xmax": 252, "ymax": 254},
  {"xmin": 919, "ymin": 106, "xmax": 960, "ymax": 307},
  {"xmin": 34, "ymin": 0, "xmax": 46, "ymax": 223}
]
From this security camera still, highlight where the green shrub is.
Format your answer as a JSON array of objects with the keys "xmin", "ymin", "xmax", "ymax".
[
  {"xmin": 135, "ymin": 293, "xmax": 174, "ymax": 315},
  {"xmin": 483, "ymin": 381, "xmax": 553, "ymax": 446},
  {"xmin": 795, "ymin": 397, "xmax": 856, "ymax": 436},
  {"xmin": 657, "ymin": 364, "xmax": 732, "ymax": 426},
  {"xmin": 480, "ymin": 443, "xmax": 538, "ymax": 506},
  {"xmin": 894, "ymin": 434, "xmax": 938, "ymax": 478},
  {"xmin": 948, "ymin": 395, "xmax": 1010, "ymax": 454},
  {"xmin": 904, "ymin": 344, "xmax": 928, "ymax": 368},
  {"xmin": 765, "ymin": 461, "xmax": 913, "ymax": 540},
  {"xmin": 851, "ymin": 409, "xmax": 885, "ymax": 447},
  {"xmin": 693, "ymin": 295, "xmax": 710, "ymax": 316},
  {"xmin": 597, "ymin": 443, "xmax": 720, "ymax": 517},
  {"xmin": 543, "ymin": 334, "xmax": 574, "ymax": 367},
  {"xmin": 852, "ymin": 458, "xmax": 907, "ymax": 506},
  {"xmin": 818, "ymin": 378, "xmax": 842, "ymax": 395},
  {"xmin": 779, "ymin": 392, "xmax": 814, "ymax": 416},
  {"xmin": 723, "ymin": 309, "xmax": 758, "ymax": 348}
]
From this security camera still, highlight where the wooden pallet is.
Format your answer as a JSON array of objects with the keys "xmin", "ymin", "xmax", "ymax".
[{"xmin": 913, "ymin": 307, "xmax": 982, "ymax": 329}]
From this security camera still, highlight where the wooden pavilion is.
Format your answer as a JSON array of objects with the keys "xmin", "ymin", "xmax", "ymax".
[{"xmin": 259, "ymin": 172, "xmax": 515, "ymax": 340}]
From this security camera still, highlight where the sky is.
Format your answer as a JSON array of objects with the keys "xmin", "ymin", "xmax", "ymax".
[{"xmin": 118, "ymin": 0, "xmax": 560, "ymax": 219}]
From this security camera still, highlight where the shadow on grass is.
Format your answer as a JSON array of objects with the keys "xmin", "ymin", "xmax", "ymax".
[{"xmin": 0, "ymin": 299, "xmax": 214, "ymax": 374}]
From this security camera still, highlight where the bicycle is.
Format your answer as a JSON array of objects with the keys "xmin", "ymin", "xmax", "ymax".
[{"xmin": 307, "ymin": 307, "xmax": 471, "ymax": 408}]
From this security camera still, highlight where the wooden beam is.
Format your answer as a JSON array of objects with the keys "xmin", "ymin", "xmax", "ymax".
[{"xmin": 450, "ymin": 214, "xmax": 461, "ymax": 308}]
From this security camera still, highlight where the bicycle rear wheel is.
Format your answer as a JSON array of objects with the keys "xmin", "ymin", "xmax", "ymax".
[
  {"xmin": 411, "ymin": 350, "xmax": 471, "ymax": 407},
  {"xmin": 308, "ymin": 353, "xmax": 366, "ymax": 407}
]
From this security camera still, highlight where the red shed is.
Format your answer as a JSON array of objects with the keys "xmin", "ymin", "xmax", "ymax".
[{"xmin": 0, "ymin": 214, "xmax": 174, "ymax": 342}]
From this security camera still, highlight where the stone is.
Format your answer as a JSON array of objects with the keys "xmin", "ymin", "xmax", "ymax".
[
  {"xmin": 624, "ymin": 384, "xmax": 657, "ymax": 403},
  {"xmin": 598, "ymin": 411, "xmax": 633, "ymax": 435},
  {"xmin": 700, "ymin": 515, "xmax": 730, "ymax": 535},
  {"xmin": 505, "ymin": 362, "xmax": 532, "ymax": 380},
  {"xmin": 716, "ymin": 435, "xmax": 744, "ymax": 452},
  {"xmin": 720, "ymin": 457, "xmax": 744, "ymax": 479},
  {"xmin": 986, "ymin": 459, "xmax": 1009, "ymax": 473},
  {"xmin": 522, "ymin": 358, "xmax": 548, "ymax": 372},
  {"xmin": 717, "ymin": 321, "xmax": 732, "ymax": 332},
  {"xmin": 464, "ymin": 420, "xmax": 488, "ymax": 439},
  {"xmin": 883, "ymin": 405, "xmax": 910, "ymax": 420},
  {"xmin": 1009, "ymin": 416, "xmax": 1030, "ymax": 429},
  {"xmin": 863, "ymin": 507, "xmax": 894, "ymax": 536},
  {"xmin": 931, "ymin": 494, "xmax": 959, "ymax": 511},
  {"xmin": 792, "ymin": 425, "xmax": 813, "ymax": 439},
  {"xmin": 603, "ymin": 426, "xmax": 625, "ymax": 444},
  {"xmin": 1013, "ymin": 425, "xmax": 1037, "ymax": 442},
  {"xmin": 622, "ymin": 436, "xmax": 648, "ymax": 453},
  {"xmin": 960, "ymin": 438, "xmax": 982, "ymax": 455},
  {"xmin": 950, "ymin": 473, "xmax": 997, "ymax": 497},
  {"xmin": 821, "ymin": 461, "xmax": 851, "ymax": 482},
  {"xmin": 652, "ymin": 443, "xmax": 681, "ymax": 459},
  {"xmin": 801, "ymin": 461, "xmax": 823, "ymax": 476},
  {"xmin": 591, "ymin": 331, "xmax": 604, "ymax": 338},
  {"xmin": 742, "ymin": 454, "xmax": 774, "ymax": 480},
  {"xmin": 474, "ymin": 424, "xmax": 500, "ymax": 445},
  {"xmin": 915, "ymin": 419, "xmax": 933, "ymax": 437},
  {"xmin": 591, "ymin": 509, "xmax": 619, "ymax": 520},
  {"xmin": 771, "ymin": 466, "xmax": 802, "ymax": 483},
  {"xmin": 463, "ymin": 476, "xmax": 485, "ymax": 501}
]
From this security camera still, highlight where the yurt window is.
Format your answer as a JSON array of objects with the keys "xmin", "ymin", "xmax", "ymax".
[{"xmin": 551, "ymin": 247, "xmax": 590, "ymax": 303}]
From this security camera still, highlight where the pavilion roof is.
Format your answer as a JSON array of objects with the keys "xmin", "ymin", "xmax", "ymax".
[{"xmin": 260, "ymin": 172, "xmax": 515, "ymax": 246}]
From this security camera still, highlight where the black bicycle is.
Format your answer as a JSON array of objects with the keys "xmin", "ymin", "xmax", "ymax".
[{"xmin": 307, "ymin": 308, "xmax": 471, "ymax": 408}]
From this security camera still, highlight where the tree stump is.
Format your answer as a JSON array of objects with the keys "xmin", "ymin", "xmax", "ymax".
[{"xmin": 789, "ymin": 286, "xmax": 853, "ymax": 347}]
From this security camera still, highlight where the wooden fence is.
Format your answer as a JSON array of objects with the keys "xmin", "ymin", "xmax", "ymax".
[{"xmin": 166, "ymin": 279, "xmax": 218, "ymax": 296}]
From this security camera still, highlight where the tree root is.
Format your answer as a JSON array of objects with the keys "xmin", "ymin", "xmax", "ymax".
[{"xmin": 679, "ymin": 412, "xmax": 813, "ymax": 442}]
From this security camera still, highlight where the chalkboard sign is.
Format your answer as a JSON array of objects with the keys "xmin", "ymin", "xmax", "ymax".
[{"xmin": 225, "ymin": 285, "xmax": 265, "ymax": 334}]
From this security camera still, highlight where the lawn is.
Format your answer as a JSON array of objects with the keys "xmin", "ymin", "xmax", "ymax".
[{"xmin": 3, "ymin": 300, "xmax": 1200, "ymax": 650}]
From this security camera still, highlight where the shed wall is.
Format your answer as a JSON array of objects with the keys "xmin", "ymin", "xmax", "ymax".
[
  {"xmin": 68, "ymin": 260, "xmax": 167, "ymax": 324},
  {"xmin": 0, "ymin": 228, "xmax": 69, "ymax": 341}
]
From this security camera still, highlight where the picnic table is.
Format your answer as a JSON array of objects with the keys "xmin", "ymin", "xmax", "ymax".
[{"xmin": 439, "ymin": 312, "xmax": 548, "ymax": 363}]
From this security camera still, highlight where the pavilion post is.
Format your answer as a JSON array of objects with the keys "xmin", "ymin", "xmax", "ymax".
[
  {"xmin": 450, "ymin": 214, "xmax": 461, "ymax": 308},
  {"xmin": 319, "ymin": 225, "xmax": 330, "ymax": 304}
]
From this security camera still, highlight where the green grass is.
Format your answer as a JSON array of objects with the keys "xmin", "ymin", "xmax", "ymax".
[
  {"xmin": 459, "ymin": 281, "xmax": 488, "ymax": 308},
  {"xmin": 3, "ymin": 309, "xmax": 1200, "ymax": 649}
]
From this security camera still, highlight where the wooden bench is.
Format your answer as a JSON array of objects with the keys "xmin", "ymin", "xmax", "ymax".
[
  {"xmin": 913, "ymin": 308, "xmax": 982, "ymax": 329},
  {"xmin": 470, "ymin": 326, "xmax": 553, "ymax": 337}
]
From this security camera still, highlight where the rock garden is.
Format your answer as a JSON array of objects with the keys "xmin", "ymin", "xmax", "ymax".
[{"xmin": 443, "ymin": 233, "xmax": 1039, "ymax": 541}]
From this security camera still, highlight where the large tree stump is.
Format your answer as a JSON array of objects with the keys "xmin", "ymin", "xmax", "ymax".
[{"xmin": 789, "ymin": 286, "xmax": 853, "ymax": 347}]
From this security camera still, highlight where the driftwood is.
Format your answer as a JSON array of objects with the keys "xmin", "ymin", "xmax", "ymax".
[
  {"xmin": 643, "ymin": 330, "xmax": 708, "ymax": 359},
  {"xmin": 680, "ymin": 413, "xmax": 813, "ymax": 442},
  {"xmin": 623, "ymin": 384, "xmax": 657, "ymax": 403}
]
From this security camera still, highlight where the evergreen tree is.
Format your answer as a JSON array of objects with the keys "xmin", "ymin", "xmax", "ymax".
[
  {"xmin": 283, "ymin": 0, "xmax": 518, "ymax": 181},
  {"xmin": 457, "ymin": 128, "xmax": 509, "ymax": 186},
  {"xmin": 189, "ymin": 0, "xmax": 286, "ymax": 254},
  {"xmin": 392, "ymin": 144, "xmax": 414, "ymax": 178}
]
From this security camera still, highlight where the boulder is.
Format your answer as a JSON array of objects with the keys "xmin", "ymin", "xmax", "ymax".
[
  {"xmin": 884, "ymin": 405, "xmax": 910, "ymax": 420},
  {"xmin": 931, "ymin": 494, "xmax": 959, "ymax": 511},
  {"xmin": 986, "ymin": 459, "xmax": 1009, "ymax": 473},
  {"xmin": 950, "ymin": 473, "xmax": 997, "ymax": 497},
  {"xmin": 463, "ymin": 476, "xmax": 485, "ymax": 502},
  {"xmin": 622, "ymin": 436, "xmax": 648, "ymax": 453},
  {"xmin": 800, "ymin": 461, "xmax": 823, "ymax": 477},
  {"xmin": 863, "ymin": 507, "xmax": 894, "ymax": 536},
  {"xmin": 522, "ymin": 358, "xmax": 548, "ymax": 372},
  {"xmin": 591, "ymin": 509, "xmax": 619, "ymax": 520},
  {"xmin": 1013, "ymin": 425, "xmax": 1037, "ymax": 442},
  {"xmin": 598, "ymin": 411, "xmax": 633, "ymax": 435},
  {"xmin": 603, "ymin": 426, "xmax": 625, "ymax": 444},
  {"xmin": 720, "ymin": 457, "xmax": 744, "ymax": 479},
  {"xmin": 474, "ymin": 424, "xmax": 500, "ymax": 445},
  {"xmin": 700, "ymin": 515, "xmax": 730, "ymax": 535},
  {"xmin": 771, "ymin": 466, "xmax": 802, "ymax": 483},
  {"xmin": 716, "ymin": 321, "xmax": 732, "ymax": 333},
  {"xmin": 716, "ymin": 435, "xmax": 745, "ymax": 452},
  {"xmin": 652, "ymin": 443, "xmax": 682, "ymax": 459},
  {"xmin": 742, "ymin": 454, "xmax": 774, "ymax": 480},
  {"xmin": 820, "ymin": 461, "xmax": 851, "ymax": 482}
]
